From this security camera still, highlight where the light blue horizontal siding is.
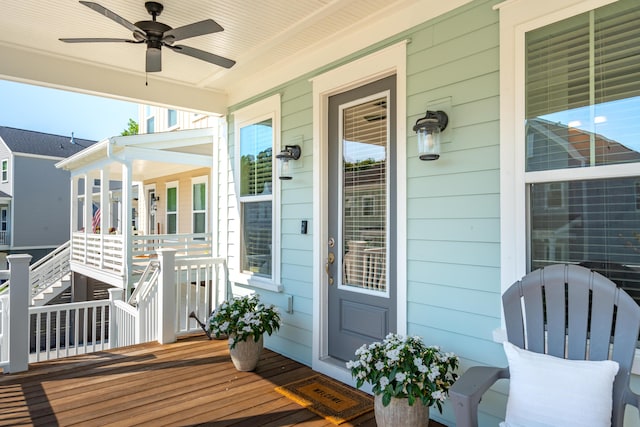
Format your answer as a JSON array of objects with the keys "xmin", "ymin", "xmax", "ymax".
[{"xmin": 227, "ymin": 3, "xmax": 505, "ymax": 424}]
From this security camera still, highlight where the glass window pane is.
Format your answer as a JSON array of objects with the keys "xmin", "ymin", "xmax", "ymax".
[
  {"xmin": 241, "ymin": 201, "xmax": 272, "ymax": 277},
  {"xmin": 167, "ymin": 213, "xmax": 177, "ymax": 234},
  {"xmin": 193, "ymin": 183, "xmax": 206, "ymax": 211},
  {"xmin": 168, "ymin": 109, "xmax": 177, "ymax": 127},
  {"xmin": 193, "ymin": 212, "xmax": 205, "ymax": 234},
  {"xmin": 525, "ymin": 0, "xmax": 640, "ymax": 172},
  {"xmin": 342, "ymin": 97, "xmax": 387, "ymax": 291},
  {"xmin": 240, "ymin": 119, "xmax": 273, "ymax": 197},
  {"xmin": 167, "ymin": 187, "xmax": 177, "ymax": 212},
  {"xmin": 530, "ymin": 177, "xmax": 640, "ymax": 304},
  {"xmin": 147, "ymin": 117, "xmax": 155, "ymax": 134}
]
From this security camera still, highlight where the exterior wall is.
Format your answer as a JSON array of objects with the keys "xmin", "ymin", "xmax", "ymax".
[
  {"xmin": 143, "ymin": 168, "xmax": 210, "ymax": 235},
  {"xmin": 224, "ymin": 4, "xmax": 502, "ymax": 426},
  {"xmin": 138, "ymin": 105, "xmax": 221, "ymax": 134},
  {"xmin": 12, "ymin": 155, "xmax": 71, "ymax": 249}
]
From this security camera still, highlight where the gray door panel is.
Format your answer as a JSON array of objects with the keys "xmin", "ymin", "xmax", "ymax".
[{"xmin": 327, "ymin": 75, "xmax": 397, "ymax": 362}]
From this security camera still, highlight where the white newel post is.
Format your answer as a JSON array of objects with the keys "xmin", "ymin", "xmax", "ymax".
[
  {"xmin": 7, "ymin": 254, "xmax": 32, "ymax": 373},
  {"xmin": 108, "ymin": 288, "xmax": 125, "ymax": 347},
  {"xmin": 157, "ymin": 249, "xmax": 176, "ymax": 344}
]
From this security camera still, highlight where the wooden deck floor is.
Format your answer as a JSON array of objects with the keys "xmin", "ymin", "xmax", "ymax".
[{"xmin": 0, "ymin": 334, "xmax": 447, "ymax": 426}]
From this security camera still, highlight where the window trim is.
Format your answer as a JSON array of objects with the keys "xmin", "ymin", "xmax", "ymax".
[
  {"xmin": 231, "ymin": 94, "xmax": 282, "ymax": 292},
  {"xmin": 191, "ymin": 175, "xmax": 208, "ymax": 234},
  {"xmin": 165, "ymin": 181, "xmax": 178, "ymax": 235},
  {"xmin": 1, "ymin": 159, "xmax": 8, "ymax": 183},
  {"xmin": 497, "ymin": 0, "xmax": 640, "ymax": 373}
]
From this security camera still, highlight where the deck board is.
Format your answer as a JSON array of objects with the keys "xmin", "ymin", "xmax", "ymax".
[{"xmin": 0, "ymin": 334, "xmax": 446, "ymax": 426}]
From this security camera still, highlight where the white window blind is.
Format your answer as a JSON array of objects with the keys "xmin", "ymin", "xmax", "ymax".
[
  {"xmin": 525, "ymin": 0, "xmax": 640, "ymax": 171},
  {"xmin": 525, "ymin": 0, "xmax": 640, "ymax": 306},
  {"xmin": 239, "ymin": 119, "xmax": 273, "ymax": 278},
  {"xmin": 342, "ymin": 97, "xmax": 387, "ymax": 291}
]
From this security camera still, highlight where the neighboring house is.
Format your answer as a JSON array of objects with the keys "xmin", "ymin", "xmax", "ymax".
[
  {"xmin": 5, "ymin": 0, "xmax": 640, "ymax": 425},
  {"xmin": 0, "ymin": 127, "xmax": 95, "ymax": 263}
]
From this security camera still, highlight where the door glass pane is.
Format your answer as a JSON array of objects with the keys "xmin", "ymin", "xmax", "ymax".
[
  {"xmin": 342, "ymin": 97, "xmax": 387, "ymax": 291},
  {"xmin": 167, "ymin": 187, "xmax": 177, "ymax": 211}
]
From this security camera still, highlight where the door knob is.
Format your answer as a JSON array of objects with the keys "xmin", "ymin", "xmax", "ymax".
[{"xmin": 325, "ymin": 252, "xmax": 335, "ymax": 285}]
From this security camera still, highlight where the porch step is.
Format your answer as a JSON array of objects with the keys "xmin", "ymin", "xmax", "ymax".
[{"xmin": 31, "ymin": 275, "xmax": 71, "ymax": 306}]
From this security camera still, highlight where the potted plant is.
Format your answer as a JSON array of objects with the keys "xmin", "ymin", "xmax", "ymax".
[
  {"xmin": 208, "ymin": 293, "xmax": 281, "ymax": 371},
  {"xmin": 347, "ymin": 333, "xmax": 459, "ymax": 427}
]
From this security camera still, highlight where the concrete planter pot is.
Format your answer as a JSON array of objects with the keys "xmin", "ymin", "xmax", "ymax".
[
  {"xmin": 228, "ymin": 334, "xmax": 263, "ymax": 371},
  {"xmin": 374, "ymin": 394, "xmax": 430, "ymax": 427}
]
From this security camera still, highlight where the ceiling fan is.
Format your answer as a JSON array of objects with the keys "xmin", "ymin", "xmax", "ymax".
[{"xmin": 60, "ymin": 1, "xmax": 236, "ymax": 72}]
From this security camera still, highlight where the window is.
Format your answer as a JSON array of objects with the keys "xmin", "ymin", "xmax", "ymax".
[
  {"xmin": 233, "ymin": 95, "xmax": 280, "ymax": 288},
  {"xmin": 168, "ymin": 109, "xmax": 177, "ymax": 128},
  {"xmin": 1, "ymin": 159, "xmax": 8, "ymax": 183},
  {"xmin": 147, "ymin": 116, "xmax": 155, "ymax": 134},
  {"xmin": 166, "ymin": 183, "xmax": 177, "ymax": 234},
  {"xmin": 0, "ymin": 207, "xmax": 7, "ymax": 231},
  {"xmin": 504, "ymin": 0, "xmax": 640, "ymax": 305},
  {"xmin": 192, "ymin": 177, "xmax": 207, "ymax": 234}
]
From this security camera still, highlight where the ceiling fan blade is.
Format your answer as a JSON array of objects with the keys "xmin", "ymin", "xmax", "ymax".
[
  {"xmin": 169, "ymin": 45, "xmax": 235, "ymax": 69},
  {"xmin": 163, "ymin": 19, "xmax": 223, "ymax": 44},
  {"xmin": 59, "ymin": 37, "xmax": 138, "ymax": 43},
  {"xmin": 146, "ymin": 48, "xmax": 162, "ymax": 72},
  {"xmin": 79, "ymin": 1, "xmax": 144, "ymax": 37}
]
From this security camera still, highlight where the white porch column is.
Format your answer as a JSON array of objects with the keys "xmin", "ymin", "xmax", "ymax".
[
  {"xmin": 156, "ymin": 248, "xmax": 176, "ymax": 344},
  {"xmin": 83, "ymin": 173, "xmax": 92, "ymax": 235},
  {"xmin": 100, "ymin": 167, "xmax": 109, "ymax": 235},
  {"xmin": 121, "ymin": 162, "xmax": 133, "ymax": 296},
  {"xmin": 70, "ymin": 175, "xmax": 78, "ymax": 234},
  {"xmin": 7, "ymin": 254, "xmax": 31, "ymax": 373}
]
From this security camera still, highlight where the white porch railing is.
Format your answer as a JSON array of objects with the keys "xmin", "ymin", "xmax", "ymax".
[
  {"xmin": 71, "ymin": 232, "xmax": 124, "ymax": 275},
  {"xmin": 31, "ymin": 241, "xmax": 71, "ymax": 300},
  {"xmin": 0, "ymin": 241, "xmax": 71, "ymax": 299},
  {"xmin": 29, "ymin": 300, "xmax": 110, "ymax": 363},
  {"xmin": 0, "ymin": 250, "xmax": 227, "ymax": 370},
  {"xmin": 125, "ymin": 254, "xmax": 226, "ymax": 344},
  {"xmin": 132, "ymin": 233, "xmax": 212, "ymax": 259},
  {"xmin": 0, "ymin": 231, "xmax": 8, "ymax": 246},
  {"xmin": 0, "ymin": 294, "xmax": 9, "ymax": 365}
]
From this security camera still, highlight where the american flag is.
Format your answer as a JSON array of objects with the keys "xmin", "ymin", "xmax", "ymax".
[{"xmin": 92, "ymin": 205, "xmax": 101, "ymax": 233}]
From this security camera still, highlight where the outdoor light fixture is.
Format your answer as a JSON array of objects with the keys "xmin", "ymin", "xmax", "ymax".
[
  {"xmin": 413, "ymin": 110, "xmax": 448, "ymax": 160},
  {"xmin": 276, "ymin": 145, "xmax": 302, "ymax": 180}
]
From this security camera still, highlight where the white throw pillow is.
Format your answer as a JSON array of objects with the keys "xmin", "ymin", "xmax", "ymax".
[{"xmin": 501, "ymin": 341, "xmax": 619, "ymax": 427}]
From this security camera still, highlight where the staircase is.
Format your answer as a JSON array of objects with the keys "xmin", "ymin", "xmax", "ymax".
[{"xmin": 0, "ymin": 241, "xmax": 72, "ymax": 306}]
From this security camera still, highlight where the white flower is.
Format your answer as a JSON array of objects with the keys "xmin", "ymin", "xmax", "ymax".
[
  {"xmin": 379, "ymin": 376, "xmax": 389, "ymax": 387},
  {"xmin": 395, "ymin": 372, "xmax": 407, "ymax": 383},
  {"xmin": 431, "ymin": 390, "xmax": 446, "ymax": 401},
  {"xmin": 375, "ymin": 360, "xmax": 385, "ymax": 371}
]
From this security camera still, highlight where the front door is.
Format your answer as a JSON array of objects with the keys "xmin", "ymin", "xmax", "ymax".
[{"xmin": 327, "ymin": 75, "xmax": 397, "ymax": 362}]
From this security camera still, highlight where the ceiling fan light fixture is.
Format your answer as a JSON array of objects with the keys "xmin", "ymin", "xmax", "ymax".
[{"xmin": 60, "ymin": 1, "xmax": 236, "ymax": 73}]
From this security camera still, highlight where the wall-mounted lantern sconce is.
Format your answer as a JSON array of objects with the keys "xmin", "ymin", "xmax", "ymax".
[
  {"xmin": 151, "ymin": 195, "xmax": 160, "ymax": 212},
  {"xmin": 413, "ymin": 110, "xmax": 448, "ymax": 160},
  {"xmin": 276, "ymin": 144, "xmax": 302, "ymax": 180}
]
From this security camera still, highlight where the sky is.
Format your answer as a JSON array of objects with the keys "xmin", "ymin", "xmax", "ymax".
[{"xmin": 0, "ymin": 79, "xmax": 139, "ymax": 142}]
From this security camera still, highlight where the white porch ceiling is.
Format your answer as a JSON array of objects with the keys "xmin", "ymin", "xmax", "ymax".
[{"xmin": 1, "ymin": 0, "xmax": 472, "ymax": 114}]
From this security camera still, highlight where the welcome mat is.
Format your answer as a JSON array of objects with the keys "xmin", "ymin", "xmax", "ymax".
[{"xmin": 275, "ymin": 375, "xmax": 373, "ymax": 425}]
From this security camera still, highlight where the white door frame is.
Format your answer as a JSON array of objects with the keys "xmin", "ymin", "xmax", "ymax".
[{"xmin": 310, "ymin": 41, "xmax": 408, "ymax": 385}]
